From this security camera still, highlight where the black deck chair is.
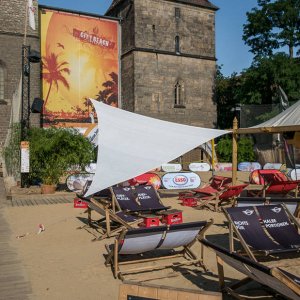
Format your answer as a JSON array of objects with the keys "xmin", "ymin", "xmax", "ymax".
[
  {"xmin": 110, "ymin": 186, "xmax": 146, "ymax": 213},
  {"xmin": 134, "ymin": 185, "xmax": 170, "ymax": 212},
  {"xmin": 201, "ymin": 239, "xmax": 300, "ymax": 300},
  {"xmin": 256, "ymin": 204, "xmax": 300, "ymax": 250},
  {"xmin": 235, "ymin": 197, "xmax": 265, "ymax": 207},
  {"xmin": 224, "ymin": 206, "xmax": 298, "ymax": 261}
]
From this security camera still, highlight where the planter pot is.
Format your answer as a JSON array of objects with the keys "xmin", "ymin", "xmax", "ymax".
[{"xmin": 41, "ymin": 184, "xmax": 56, "ymax": 194}]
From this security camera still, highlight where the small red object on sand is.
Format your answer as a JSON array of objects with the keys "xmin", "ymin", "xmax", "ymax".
[{"xmin": 181, "ymin": 198, "xmax": 198, "ymax": 207}]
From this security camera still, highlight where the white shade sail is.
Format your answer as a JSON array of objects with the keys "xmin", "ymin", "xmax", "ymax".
[{"xmin": 85, "ymin": 100, "xmax": 229, "ymax": 196}]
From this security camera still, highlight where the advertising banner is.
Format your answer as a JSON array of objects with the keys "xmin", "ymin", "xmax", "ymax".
[
  {"xmin": 40, "ymin": 7, "xmax": 120, "ymax": 137},
  {"xmin": 161, "ymin": 163, "xmax": 182, "ymax": 172},
  {"xmin": 189, "ymin": 162, "xmax": 211, "ymax": 172},
  {"xmin": 162, "ymin": 172, "xmax": 201, "ymax": 190}
]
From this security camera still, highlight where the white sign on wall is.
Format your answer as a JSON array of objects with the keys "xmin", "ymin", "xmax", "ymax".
[{"xmin": 21, "ymin": 141, "xmax": 30, "ymax": 173}]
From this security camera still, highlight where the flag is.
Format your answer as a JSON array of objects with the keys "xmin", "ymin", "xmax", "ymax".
[{"xmin": 28, "ymin": 0, "xmax": 36, "ymax": 30}]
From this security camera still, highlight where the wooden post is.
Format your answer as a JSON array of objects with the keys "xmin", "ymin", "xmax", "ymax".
[
  {"xmin": 211, "ymin": 139, "xmax": 215, "ymax": 171},
  {"xmin": 232, "ymin": 117, "xmax": 238, "ymax": 185},
  {"xmin": 114, "ymin": 239, "xmax": 119, "ymax": 278}
]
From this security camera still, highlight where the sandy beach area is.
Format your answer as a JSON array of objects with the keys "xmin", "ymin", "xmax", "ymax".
[{"xmin": 2, "ymin": 172, "xmax": 300, "ymax": 299}]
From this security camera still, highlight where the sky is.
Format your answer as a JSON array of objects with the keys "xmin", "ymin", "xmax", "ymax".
[{"xmin": 38, "ymin": 0, "xmax": 259, "ymax": 76}]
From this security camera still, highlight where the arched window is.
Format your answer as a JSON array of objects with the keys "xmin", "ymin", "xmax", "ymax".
[
  {"xmin": 175, "ymin": 35, "xmax": 180, "ymax": 54},
  {"xmin": 174, "ymin": 80, "xmax": 185, "ymax": 108},
  {"xmin": 0, "ymin": 63, "xmax": 4, "ymax": 101}
]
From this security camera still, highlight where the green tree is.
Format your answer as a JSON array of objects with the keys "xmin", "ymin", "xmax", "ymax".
[
  {"xmin": 243, "ymin": 0, "xmax": 300, "ymax": 58},
  {"xmin": 216, "ymin": 136, "xmax": 256, "ymax": 163}
]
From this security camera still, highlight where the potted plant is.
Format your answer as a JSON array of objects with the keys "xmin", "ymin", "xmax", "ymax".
[{"xmin": 28, "ymin": 127, "xmax": 95, "ymax": 194}]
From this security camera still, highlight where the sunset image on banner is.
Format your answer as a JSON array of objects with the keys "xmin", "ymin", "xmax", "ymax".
[{"xmin": 40, "ymin": 9, "xmax": 119, "ymax": 134}]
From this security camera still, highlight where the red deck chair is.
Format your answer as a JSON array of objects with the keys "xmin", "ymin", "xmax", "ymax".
[
  {"xmin": 179, "ymin": 175, "xmax": 232, "ymax": 200},
  {"xmin": 196, "ymin": 184, "xmax": 248, "ymax": 211},
  {"xmin": 249, "ymin": 169, "xmax": 299, "ymax": 197}
]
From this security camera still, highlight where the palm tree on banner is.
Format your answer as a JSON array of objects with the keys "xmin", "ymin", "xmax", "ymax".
[
  {"xmin": 96, "ymin": 72, "xmax": 118, "ymax": 107},
  {"xmin": 83, "ymin": 98, "xmax": 91, "ymax": 116},
  {"xmin": 42, "ymin": 52, "xmax": 70, "ymax": 110}
]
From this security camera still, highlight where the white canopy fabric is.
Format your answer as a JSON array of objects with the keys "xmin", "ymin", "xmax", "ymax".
[
  {"xmin": 252, "ymin": 100, "xmax": 300, "ymax": 128},
  {"xmin": 85, "ymin": 100, "xmax": 229, "ymax": 196}
]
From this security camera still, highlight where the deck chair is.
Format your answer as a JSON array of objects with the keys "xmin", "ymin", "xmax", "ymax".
[
  {"xmin": 256, "ymin": 205, "xmax": 300, "ymax": 249},
  {"xmin": 249, "ymin": 169, "xmax": 300, "ymax": 197},
  {"xmin": 194, "ymin": 175, "xmax": 232, "ymax": 195},
  {"xmin": 235, "ymin": 197, "xmax": 300, "ymax": 217},
  {"xmin": 196, "ymin": 184, "xmax": 248, "ymax": 212},
  {"xmin": 134, "ymin": 185, "xmax": 170, "ymax": 212},
  {"xmin": 86, "ymin": 198, "xmax": 142, "ymax": 240},
  {"xmin": 105, "ymin": 220, "xmax": 213, "ymax": 280},
  {"xmin": 201, "ymin": 239, "xmax": 300, "ymax": 300},
  {"xmin": 224, "ymin": 205, "xmax": 300, "ymax": 261},
  {"xmin": 110, "ymin": 186, "xmax": 146, "ymax": 213}
]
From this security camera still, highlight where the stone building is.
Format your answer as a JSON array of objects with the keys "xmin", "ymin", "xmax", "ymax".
[
  {"xmin": 106, "ymin": 0, "xmax": 218, "ymax": 128},
  {"xmin": 0, "ymin": 0, "xmax": 40, "ymax": 149}
]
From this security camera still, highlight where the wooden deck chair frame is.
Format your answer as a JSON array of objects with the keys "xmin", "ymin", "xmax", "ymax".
[
  {"xmin": 196, "ymin": 185, "xmax": 247, "ymax": 212},
  {"xmin": 105, "ymin": 219, "xmax": 213, "ymax": 280},
  {"xmin": 224, "ymin": 204, "xmax": 300, "ymax": 262},
  {"xmin": 201, "ymin": 239, "xmax": 300, "ymax": 300},
  {"xmin": 87, "ymin": 198, "xmax": 142, "ymax": 240}
]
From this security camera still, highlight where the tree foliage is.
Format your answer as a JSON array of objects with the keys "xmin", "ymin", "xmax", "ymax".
[
  {"xmin": 215, "ymin": 54, "xmax": 300, "ymax": 129},
  {"xmin": 28, "ymin": 127, "xmax": 95, "ymax": 185},
  {"xmin": 243, "ymin": 0, "xmax": 300, "ymax": 58},
  {"xmin": 216, "ymin": 136, "xmax": 256, "ymax": 163}
]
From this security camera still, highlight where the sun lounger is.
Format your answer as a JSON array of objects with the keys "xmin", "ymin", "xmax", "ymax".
[
  {"xmin": 249, "ymin": 169, "xmax": 300, "ymax": 197},
  {"xmin": 235, "ymin": 197, "xmax": 300, "ymax": 217},
  {"xmin": 86, "ymin": 198, "xmax": 142, "ymax": 240},
  {"xmin": 224, "ymin": 205, "xmax": 300, "ymax": 261},
  {"xmin": 194, "ymin": 175, "xmax": 232, "ymax": 195},
  {"xmin": 134, "ymin": 185, "xmax": 170, "ymax": 212},
  {"xmin": 201, "ymin": 239, "xmax": 300, "ymax": 300},
  {"xmin": 196, "ymin": 184, "xmax": 248, "ymax": 211},
  {"xmin": 110, "ymin": 186, "xmax": 146, "ymax": 213},
  {"xmin": 105, "ymin": 220, "xmax": 213, "ymax": 280},
  {"xmin": 256, "ymin": 205, "xmax": 300, "ymax": 249}
]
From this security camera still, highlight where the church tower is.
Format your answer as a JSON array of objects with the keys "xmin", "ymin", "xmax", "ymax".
[{"xmin": 106, "ymin": 0, "xmax": 218, "ymax": 128}]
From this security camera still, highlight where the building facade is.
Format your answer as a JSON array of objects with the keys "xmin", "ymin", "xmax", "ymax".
[
  {"xmin": 0, "ymin": 0, "xmax": 40, "ymax": 148},
  {"xmin": 106, "ymin": 0, "xmax": 218, "ymax": 127}
]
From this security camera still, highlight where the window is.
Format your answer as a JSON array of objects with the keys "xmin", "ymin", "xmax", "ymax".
[
  {"xmin": 0, "ymin": 63, "xmax": 4, "ymax": 100},
  {"xmin": 175, "ymin": 7, "xmax": 180, "ymax": 19},
  {"xmin": 174, "ymin": 80, "xmax": 185, "ymax": 108},
  {"xmin": 175, "ymin": 35, "xmax": 180, "ymax": 54}
]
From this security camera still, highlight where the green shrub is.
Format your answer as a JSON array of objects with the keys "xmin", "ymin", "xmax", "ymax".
[
  {"xmin": 28, "ymin": 127, "xmax": 95, "ymax": 185},
  {"xmin": 3, "ymin": 123, "xmax": 21, "ymax": 178},
  {"xmin": 216, "ymin": 136, "xmax": 256, "ymax": 163}
]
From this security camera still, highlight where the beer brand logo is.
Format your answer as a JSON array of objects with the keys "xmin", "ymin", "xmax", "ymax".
[
  {"xmin": 145, "ymin": 186, "xmax": 151, "ymax": 190},
  {"xmin": 243, "ymin": 209, "xmax": 254, "ymax": 216},
  {"xmin": 123, "ymin": 187, "xmax": 130, "ymax": 191}
]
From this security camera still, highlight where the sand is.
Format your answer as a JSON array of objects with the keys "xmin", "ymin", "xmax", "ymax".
[{"xmin": 3, "ymin": 173, "xmax": 300, "ymax": 300}]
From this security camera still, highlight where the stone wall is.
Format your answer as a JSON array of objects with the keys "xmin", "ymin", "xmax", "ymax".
[
  {"xmin": 134, "ymin": 0, "xmax": 216, "ymax": 57},
  {"xmin": 133, "ymin": 51, "xmax": 217, "ymax": 127},
  {"xmin": 0, "ymin": 0, "xmax": 40, "ymax": 148}
]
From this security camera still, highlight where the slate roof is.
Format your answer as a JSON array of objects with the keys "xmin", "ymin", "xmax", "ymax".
[{"xmin": 106, "ymin": 0, "xmax": 218, "ymax": 15}]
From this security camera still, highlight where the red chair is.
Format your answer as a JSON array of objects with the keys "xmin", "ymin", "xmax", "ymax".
[
  {"xmin": 195, "ymin": 175, "xmax": 232, "ymax": 194},
  {"xmin": 249, "ymin": 169, "xmax": 300, "ymax": 197},
  {"xmin": 196, "ymin": 184, "xmax": 248, "ymax": 211}
]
